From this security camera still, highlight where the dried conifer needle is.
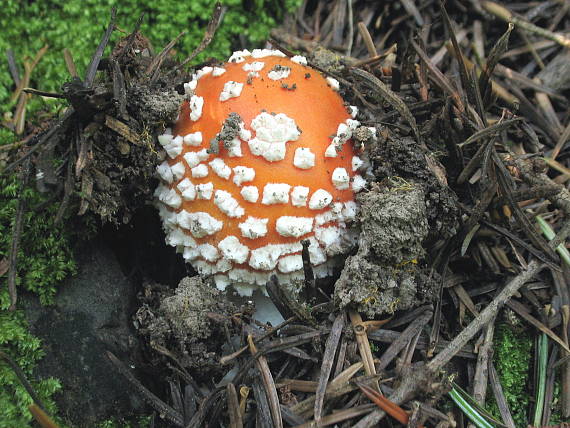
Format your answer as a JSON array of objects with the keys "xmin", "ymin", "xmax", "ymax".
[{"xmin": 357, "ymin": 382, "xmax": 424, "ymax": 427}]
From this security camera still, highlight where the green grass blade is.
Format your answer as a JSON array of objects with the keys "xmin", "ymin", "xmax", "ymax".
[
  {"xmin": 451, "ymin": 382, "xmax": 506, "ymax": 426},
  {"xmin": 536, "ymin": 215, "xmax": 570, "ymax": 267},
  {"xmin": 533, "ymin": 333, "xmax": 549, "ymax": 426},
  {"xmin": 449, "ymin": 386, "xmax": 496, "ymax": 428}
]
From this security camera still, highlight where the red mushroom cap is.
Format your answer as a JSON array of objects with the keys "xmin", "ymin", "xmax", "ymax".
[{"xmin": 155, "ymin": 49, "xmax": 367, "ymax": 295}]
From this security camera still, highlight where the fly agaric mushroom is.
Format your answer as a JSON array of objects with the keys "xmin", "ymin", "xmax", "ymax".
[{"xmin": 154, "ymin": 49, "xmax": 369, "ymax": 295}]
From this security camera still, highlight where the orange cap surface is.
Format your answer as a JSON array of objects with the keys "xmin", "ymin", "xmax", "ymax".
[{"xmin": 155, "ymin": 50, "xmax": 367, "ymax": 294}]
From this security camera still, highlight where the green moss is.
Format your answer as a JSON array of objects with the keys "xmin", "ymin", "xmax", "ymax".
[
  {"xmin": 549, "ymin": 382, "xmax": 563, "ymax": 425},
  {"xmin": 96, "ymin": 415, "xmax": 152, "ymax": 428},
  {"xmin": 0, "ymin": 173, "xmax": 77, "ymax": 307},
  {"xmin": 0, "ymin": 128, "xmax": 76, "ymax": 425},
  {"xmin": 487, "ymin": 323, "xmax": 532, "ymax": 427},
  {"xmin": 0, "ymin": 311, "xmax": 62, "ymax": 428},
  {"xmin": 0, "ymin": 0, "xmax": 302, "ymax": 115}
]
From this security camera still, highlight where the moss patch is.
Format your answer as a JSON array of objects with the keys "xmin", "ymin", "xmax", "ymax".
[
  {"xmin": 0, "ymin": 312, "xmax": 62, "ymax": 428},
  {"xmin": 0, "ymin": 0, "xmax": 302, "ymax": 115},
  {"xmin": 0, "ymin": 131, "xmax": 73, "ymax": 426},
  {"xmin": 487, "ymin": 323, "xmax": 532, "ymax": 427}
]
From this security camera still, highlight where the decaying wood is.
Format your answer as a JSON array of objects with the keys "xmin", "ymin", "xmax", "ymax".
[
  {"xmin": 314, "ymin": 312, "xmax": 344, "ymax": 421},
  {"xmin": 247, "ymin": 334, "xmax": 283, "ymax": 428}
]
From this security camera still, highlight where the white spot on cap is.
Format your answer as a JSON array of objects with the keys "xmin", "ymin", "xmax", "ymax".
[
  {"xmin": 209, "ymin": 158, "xmax": 231, "ymax": 179},
  {"xmin": 248, "ymin": 112, "xmax": 300, "ymax": 162},
  {"xmin": 183, "ymin": 132, "xmax": 202, "ymax": 146},
  {"xmin": 232, "ymin": 166, "xmax": 255, "ymax": 186},
  {"xmin": 158, "ymin": 134, "xmax": 173, "ymax": 147},
  {"xmin": 293, "ymin": 147, "xmax": 315, "ymax": 169},
  {"xmin": 291, "ymin": 55, "xmax": 308, "ymax": 65},
  {"xmin": 268, "ymin": 66, "xmax": 291, "ymax": 80},
  {"xmin": 342, "ymin": 201, "xmax": 359, "ymax": 221},
  {"xmin": 164, "ymin": 136, "xmax": 184, "ymax": 159},
  {"xmin": 352, "ymin": 156, "xmax": 364, "ymax": 172},
  {"xmin": 184, "ymin": 80, "xmax": 197, "ymax": 94},
  {"xmin": 332, "ymin": 168, "xmax": 350, "ymax": 190},
  {"xmin": 228, "ymin": 49, "xmax": 251, "ymax": 63},
  {"xmin": 159, "ymin": 188, "xmax": 182, "ymax": 209},
  {"xmin": 228, "ymin": 268, "xmax": 255, "ymax": 285},
  {"xmin": 238, "ymin": 122, "xmax": 252, "ymax": 141},
  {"xmin": 248, "ymin": 139, "xmax": 285, "ymax": 162},
  {"xmin": 197, "ymin": 149, "xmax": 209, "ymax": 161},
  {"xmin": 196, "ymin": 182, "xmax": 214, "ymax": 200},
  {"xmin": 183, "ymin": 246, "xmax": 199, "ymax": 261},
  {"xmin": 262, "ymin": 183, "xmax": 291, "ymax": 205},
  {"xmin": 309, "ymin": 189, "xmax": 333, "ymax": 210},
  {"xmin": 212, "ymin": 66, "xmax": 226, "ymax": 76},
  {"xmin": 228, "ymin": 269, "xmax": 265, "ymax": 293},
  {"xmin": 192, "ymin": 260, "xmax": 216, "ymax": 275},
  {"xmin": 326, "ymin": 77, "xmax": 340, "ymax": 91},
  {"xmin": 249, "ymin": 245, "xmax": 281, "ymax": 270},
  {"xmin": 336, "ymin": 123, "xmax": 351, "ymax": 140},
  {"xmin": 165, "ymin": 228, "xmax": 196, "ymax": 248},
  {"xmin": 214, "ymin": 190, "xmax": 245, "ymax": 218},
  {"xmin": 198, "ymin": 243, "xmax": 219, "ymax": 262},
  {"xmin": 170, "ymin": 162, "xmax": 185, "ymax": 181},
  {"xmin": 197, "ymin": 66, "xmax": 213, "ymax": 79},
  {"xmin": 315, "ymin": 226, "xmax": 342, "ymax": 255},
  {"xmin": 177, "ymin": 211, "xmax": 223, "ymax": 238},
  {"xmin": 249, "ymin": 242, "xmax": 303, "ymax": 271},
  {"xmin": 220, "ymin": 81, "xmax": 244, "ymax": 102},
  {"xmin": 246, "ymin": 71, "xmax": 260, "ymax": 80},
  {"xmin": 349, "ymin": 105, "xmax": 358, "ymax": 118},
  {"xmin": 241, "ymin": 186, "xmax": 259, "ymax": 203},
  {"xmin": 153, "ymin": 183, "xmax": 166, "ymax": 198},
  {"xmin": 291, "ymin": 186, "xmax": 309, "ymax": 207},
  {"xmin": 331, "ymin": 202, "xmax": 343, "ymax": 219},
  {"xmin": 239, "ymin": 216, "xmax": 268, "ymax": 239},
  {"xmin": 189, "ymin": 95, "xmax": 204, "ymax": 121},
  {"xmin": 251, "ymin": 49, "xmax": 286, "ymax": 58},
  {"xmin": 177, "ymin": 178, "xmax": 196, "ymax": 201},
  {"xmin": 191, "ymin": 164, "xmax": 208, "ymax": 178},
  {"xmin": 184, "ymin": 150, "xmax": 208, "ymax": 168},
  {"xmin": 352, "ymin": 175, "xmax": 366, "ymax": 192},
  {"xmin": 324, "ymin": 143, "xmax": 338, "ymax": 158},
  {"xmin": 243, "ymin": 61, "xmax": 265, "ymax": 72},
  {"xmin": 276, "ymin": 216, "xmax": 314, "ymax": 237},
  {"xmin": 156, "ymin": 161, "xmax": 174, "ymax": 183},
  {"xmin": 157, "ymin": 204, "xmax": 177, "ymax": 229},
  {"xmin": 226, "ymin": 137, "xmax": 243, "ymax": 157},
  {"xmin": 315, "ymin": 210, "xmax": 335, "ymax": 226},
  {"xmin": 218, "ymin": 236, "xmax": 249, "ymax": 264},
  {"xmin": 233, "ymin": 283, "xmax": 257, "ymax": 297},
  {"xmin": 215, "ymin": 258, "xmax": 232, "ymax": 274},
  {"xmin": 347, "ymin": 119, "xmax": 360, "ymax": 130},
  {"xmin": 278, "ymin": 254, "xmax": 303, "ymax": 273},
  {"xmin": 214, "ymin": 274, "xmax": 230, "ymax": 291}
]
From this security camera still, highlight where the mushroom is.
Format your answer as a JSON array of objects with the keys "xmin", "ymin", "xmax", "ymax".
[{"xmin": 154, "ymin": 49, "xmax": 368, "ymax": 296}]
